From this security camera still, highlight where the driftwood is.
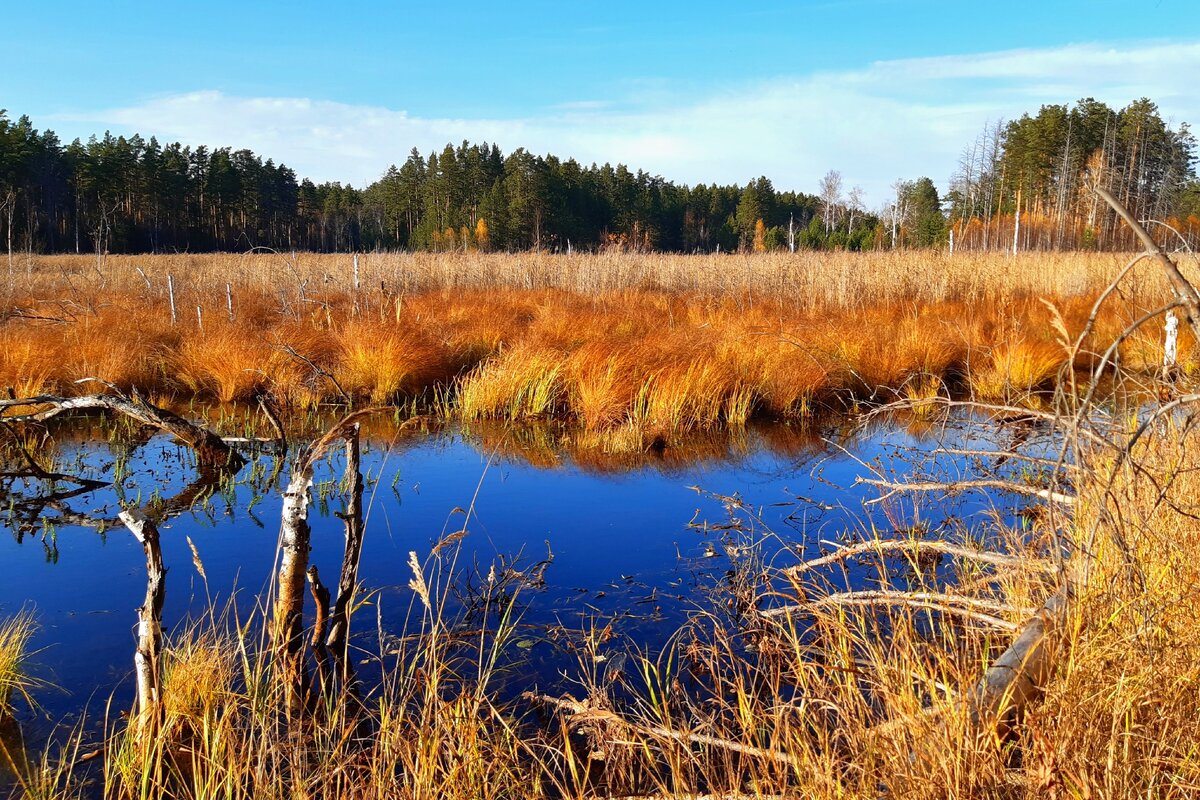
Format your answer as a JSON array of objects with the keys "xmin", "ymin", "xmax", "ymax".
[
  {"xmin": 761, "ymin": 590, "xmax": 1027, "ymax": 631},
  {"xmin": 967, "ymin": 578, "xmax": 1072, "ymax": 734},
  {"xmin": 785, "ymin": 539, "xmax": 1047, "ymax": 576},
  {"xmin": 0, "ymin": 392, "xmax": 244, "ymax": 473},
  {"xmin": 119, "ymin": 508, "xmax": 166, "ymax": 735}
]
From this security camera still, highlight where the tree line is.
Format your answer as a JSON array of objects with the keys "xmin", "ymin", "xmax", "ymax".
[
  {"xmin": 947, "ymin": 97, "xmax": 1199, "ymax": 251},
  {"xmin": 0, "ymin": 97, "xmax": 1195, "ymax": 258}
]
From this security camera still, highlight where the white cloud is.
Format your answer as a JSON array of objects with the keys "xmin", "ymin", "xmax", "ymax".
[{"xmin": 56, "ymin": 40, "xmax": 1200, "ymax": 206}]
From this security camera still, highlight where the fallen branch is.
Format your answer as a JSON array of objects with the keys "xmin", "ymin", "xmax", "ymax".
[
  {"xmin": 855, "ymin": 476, "xmax": 1076, "ymax": 506},
  {"xmin": 0, "ymin": 393, "xmax": 244, "ymax": 473},
  {"xmin": 785, "ymin": 539, "xmax": 1048, "ymax": 576},
  {"xmin": 760, "ymin": 590, "xmax": 1027, "ymax": 631},
  {"xmin": 967, "ymin": 579, "xmax": 1072, "ymax": 735}
]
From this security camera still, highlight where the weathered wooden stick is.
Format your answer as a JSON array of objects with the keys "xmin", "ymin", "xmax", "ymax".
[
  {"xmin": 525, "ymin": 692, "xmax": 801, "ymax": 771},
  {"xmin": 761, "ymin": 589, "xmax": 1027, "ymax": 631},
  {"xmin": 119, "ymin": 508, "xmax": 166, "ymax": 735},
  {"xmin": 967, "ymin": 577, "xmax": 1072, "ymax": 736}
]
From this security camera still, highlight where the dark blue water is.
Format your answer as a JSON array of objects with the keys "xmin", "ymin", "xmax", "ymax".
[{"xmin": 0, "ymin": 414, "xmax": 1040, "ymax": 733}]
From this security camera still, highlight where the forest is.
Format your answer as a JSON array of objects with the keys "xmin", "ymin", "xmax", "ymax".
[{"xmin": 0, "ymin": 96, "xmax": 1196, "ymax": 256}]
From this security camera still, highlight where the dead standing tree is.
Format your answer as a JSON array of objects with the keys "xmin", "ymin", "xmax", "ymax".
[
  {"xmin": 119, "ymin": 508, "xmax": 166, "ymax": 737},
  {"xmin": 272, "ymin": 411, "xmax": 376, "ymax": 718}
]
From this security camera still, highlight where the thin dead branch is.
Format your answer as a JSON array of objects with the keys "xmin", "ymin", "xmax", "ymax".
[
  {"xmin": 784, "ymin": 538, "xmax": 1049, "ymax": 576},
  {"xmin": 760, "ymin": 589, "xmax": 1028, "ymax": 631},
  {"xmin": 855, "ymin": 476, "xmax": 1076, "ymax": 506}
]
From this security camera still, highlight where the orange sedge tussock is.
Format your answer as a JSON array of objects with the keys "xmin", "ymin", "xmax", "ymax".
[
  {"xmin": 0, "ymin": 251, "xmax": 1172, "ymax": 421},
  {"xmin": 457, "ymin": 345, "xmax": 568, "ymax": 420},
  {"xmin": 566, "ymin": 344, "xmax": 638, "ymax": 430},
  {"xmin": 334, "ymin": 319, "xmax": 444, "ymax": 403},
  {"xmin": 970, "ymin": 337, "xmax": 1067, "ymax": 400},
  {"xmin": 63, "ymin": 313, "xmax": 173, "ymax": 393},
  {"xmin": 0, "ymin": 332, "xmax": 60, "ymax": 398},
  {"xmin": 174, "ymin": 325, "xmax": 275, "ymax": 403}
]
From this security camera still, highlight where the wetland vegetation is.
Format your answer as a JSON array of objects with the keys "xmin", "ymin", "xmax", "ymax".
[
  {"xmin": 0, "ymin": 106, "xmax": 1199, "ymax": 794},
  {"xmin": 0, "ymin": 220, "xmax": 1199, "ymax": 798}
]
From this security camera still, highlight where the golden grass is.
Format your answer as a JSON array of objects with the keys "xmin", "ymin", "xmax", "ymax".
[
  {"xmin": 0, "ymin": 612, "xmax": 36, "ymax": 720},
  {"xmin": 3, "ymin": 251, "xmax": 1193, "ymax": 433},
  {"xmin": 970, "ymin": 337, "xmax": 1065, "ymax": 401}
]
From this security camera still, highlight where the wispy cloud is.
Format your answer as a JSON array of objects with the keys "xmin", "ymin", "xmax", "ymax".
[{"xmin": 58, "ymin": 40, "xmax": 1200, "ymax": 206}]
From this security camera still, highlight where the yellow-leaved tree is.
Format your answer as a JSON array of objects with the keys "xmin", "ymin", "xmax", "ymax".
[
  {"xmin": 753, "ymin": 218, "xmax": 767, "ymax": 253},
  {"xmin": 475, "ymin": 218, "xmax": 490, "ymax": 252}
]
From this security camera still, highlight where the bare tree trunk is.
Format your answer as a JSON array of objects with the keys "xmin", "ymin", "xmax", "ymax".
[
  {"xmin": 271, "ymin": 411, "xmax": 375, "ymax": 718},
  {"xmin": 120, "ymin": 508, "xmax": 166, "ymax": 736},
  {"xmin": 327, "ymin": 425, "xmax": 366, "ymax": 695},
  {"xmin": 274, "ymin": 456, "xmax": 315, "ymax": 717}
]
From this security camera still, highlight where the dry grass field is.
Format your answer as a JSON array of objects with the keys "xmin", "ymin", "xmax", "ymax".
[{"xmin": 0, "ymin": 251, "xmax": 1190, "ymax": 439}]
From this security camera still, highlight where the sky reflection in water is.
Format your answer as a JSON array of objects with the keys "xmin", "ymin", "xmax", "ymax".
[{"xmin": 0, "ymin": 414, "xmax": 1036, "ymax": 727}]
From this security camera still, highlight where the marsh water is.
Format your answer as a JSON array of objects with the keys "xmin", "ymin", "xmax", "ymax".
[{"xmin": 0, "ymin": 412, "xmax": 1041, "ymax": 739}]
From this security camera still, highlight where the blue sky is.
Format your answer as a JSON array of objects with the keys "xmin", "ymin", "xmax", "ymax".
[{"xmin": 3, "ymin": 1, "xmax": 1198, "ymax": 202}]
